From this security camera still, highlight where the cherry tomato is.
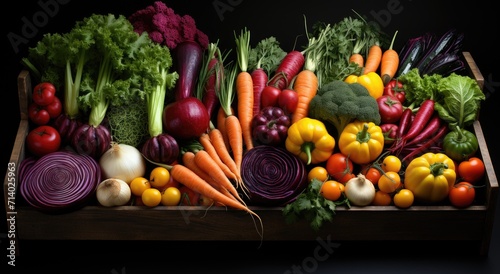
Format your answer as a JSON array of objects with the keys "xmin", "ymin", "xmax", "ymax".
[
  {"xmin": 308, "ymin": 166, "xmax": 329, "ymax": 182},
  {"xmin": 361, "ymin": 166, "xmax": 382, "ymax": 185},
  {"xmin": 383, "ymin": 79, "xmax": 405, "ymax": 104},
  {"xmin": 372, "ymin": 190, "xmax": 392, "ymax": 206},
  {"xmin": 377, "ymin": 95, "xmax": 404, "ymax": 124},
  {"xmin": 320, "ymin": 180, "xmax": 342, "ymax": 201},
  {"xmin": 28, "ymin": 102, "xmax": 51, "ymax": 125},
  {"xmin": 378, "ymin": 171, "xmax": 401, "ymax": 194},
  {"xmin": 260, "ymin": 86, "xmax": 281, "ymax": 108},
  {"xmin": 449, "ymin": 182, "xmax": 476, "ymax": 208},
  {"xmin": 457, "ymin": 157, "xmax": 485, "ymax": 184},
  {"xmin": 130, "ymin": 177, "xmax": 151, "ymax": 197},
  {"xmin": 326, "ymin": 153, "xmax": 355, "ymax": 184},
  {"xmin": 161, "ymin": 187, "xmax": 181, "ymax": 206},
  {"xmin": 149, "ymin": 166, "xmax": 170, "ymax": 189},
  {"xmin": 44, "ymin": 96, "xmax": 63, "ymax": 118},
  {"xmin": 278, "ymin": 89, "xmax": 298, "ymax": 114},
  {"xmin": 382, "ymin": 155, "xmax": 402, "ymax": 173},
  {"xmin": 141, "ymin": 188, "xmax": 162, "ymax": 207},
  {"xmin": 32, "ymin": 82, "xmax": 56, "ymax": 106},
  {"xmin": 380, "ymin": 123, "xmax": 398, "ymax": 145},
  {"xmin": 394, "ymin": 189, "xmax": 414, "ymax": 208},
  {"xmin": 26, "ymin": 125, "xmax": 61, "ymax": 157},
  {"xmin": 178, "ymin": 185, "xmax": 201, "ymax": 206}
]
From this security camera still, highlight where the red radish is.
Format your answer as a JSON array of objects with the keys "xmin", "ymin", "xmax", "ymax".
[
  {"xmin": 251, "ymin": 67, "xmax": 268, "ymax": 117},
  {"xmin": 202, "ymin": 57, "xmax": 221, "ymax": 118},
  {"xmin": 174, "ymin": 41, "xmax": 204, "ymax": 101},
  {"xmin": 396, "ymin": 108, "xmax": 413, "ymax": 140},
  {"xmin": 403, "ymin": 114, "xmax": 442, "ymax": 148},
  {"xmin": 401, "ymin": 124, "xmax": 448, "ymax": 164},
  {"xmin": 267, "ymin": 50, "xmax": 305, "ymax": 90},
  {"xmin": 402, "ymin": 99, "xmax": 435, "ymax": 142}
]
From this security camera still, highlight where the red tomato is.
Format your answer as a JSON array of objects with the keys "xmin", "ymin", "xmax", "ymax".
[
  {"xmin": 26, "ymin": 125, "xmax": 61, "ymax": 157},
  {"xmin": 361, "ymin": 166, "xmax": 382, "ymax": 185},
  {"xmin": 383, "ymin": 79, "xmax": 405, "ymax": 104},
  {"xmin": 44, "ymin": 96, "xmax": 62, "ymax": 118},
  {"xmin": 278, "ymin": 89, "xmax": 298, "ymax": 114},
  {"xmin": 261, "ymin": 86, "xmax": 281, "ymax": 108},
  {"xmin": 326, "ymin": 153, "xmax": 355, "ymax": 184},
  {"xmin": 458, "ymin": 157, "xmax": 485, "ymax": 184},
  {"xmin": 449, "ymin": 182, "xmax": 476, "ymax": 208},
  {"xmin": 28, "ymin": 103, "xmax": 51, "ymax": 125},
  {"xmin": 377, "ymin": 95, "xmax": 403, "ymax": 124},
  {"xmin": 32, "ymin": 82, "xmax": 56, "ymax": 106},
  {"xmin": 379, "ymin": 123, "xmax": 398, "ymax": 145}
]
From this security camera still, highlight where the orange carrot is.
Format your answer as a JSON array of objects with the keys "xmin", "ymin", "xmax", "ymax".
[
  {"xmin": 199, "ymin": 131, "xmax": 237, "ymax": 182},
  {"xmin": 363, "ymin": 43, "xmax": 382, "ymax": 74},
  {"xmin": 193, "ymin": 149, "xmax": 245, "ymax": 205},
  {"xmin": 208, "ymin": 127, "xmax": 243, "ymax": 184},
  {"xmin": 234, "ymin": 27, "xmax": 254, "ymax": 151},
  {"xmin": 291, "ymin": 69, "xmax": 318, "ymax": 123},
  {"xmin": 217, "ymin": 106, "xmax": 230, "ymax": 148},
  {"xmin": 349, "ymin": 39, "xmax": 366, "ymax": 68},
  {"xmin": 169, "ymin": 163, "xmax": 263, "ymax": 240},
  {"xmin": 224, "ymin": 115, "xmax": 243, "ymax": 171},
  {"xmin": 182, "ymin": 151, "xmax": 236, "ymax": 201},
  {"xmin": 380, "ymin": 30, "xmax": 399, "ymax": 85}
]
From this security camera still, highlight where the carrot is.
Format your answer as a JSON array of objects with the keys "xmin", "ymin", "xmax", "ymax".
[
  {"xmin": 380, "ymin": 30, "xmax": 399, "ymax": 85},
  {"xmin": 217, "ymin": 106, "xmax": 230, "ymax": 148},
  {"xmin": 194, "ymin": 149, "xmax": 246, "ymax": 205},
  {"xmin": 268, "ymin": 50, "xmax": 305, "ymax": 90},
  {"xmin": 208, "ymin": 127, "xmax": 243, "ymax": 185},
  {"xmin": 199, "ymin": 131, "xmax": 238, "ymax": 182},
  {"xmin": 363, "ymin": 43, "xmax": 382, "ymax": 74},
  {"xmin": 291, "ymin": 69, "xmax": 318, "ymax": 123},
  {"xmin": 169, "ymin": 163, "xmax": 263, "ymax": 240},
  {"xmin": 217, "ymin": 63, "xmax": 248, "ymax": 193},
  {"xmin": 349, "ymin": 39, "xmax": 366, "ymax": 68},
  {"xmin": 234, "ymin": 28, "xmax": 255, "ymax": 151},
  {"xmin": 182, "ymin": 151, "xmax": 236, "ymax": 202}
]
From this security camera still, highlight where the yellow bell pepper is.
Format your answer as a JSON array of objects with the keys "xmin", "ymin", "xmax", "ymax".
[
  {"xmin": 344, "ymin": 72, "xmax": 384, "ymax": 99},
  {"xmin": 285, "ymin": 117, "xmax": 336, "ymax": 165},
  {"xmin": 404, "ymin": 152, "xmax": 456, "ymax": 203},
  {"xmin": 338, "ymin": 121, "xmax": 384, "ymax": 165}
]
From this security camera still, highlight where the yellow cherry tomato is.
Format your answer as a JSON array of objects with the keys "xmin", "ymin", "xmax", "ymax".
[
  {"xmin": 142, "ymin": 188, "xmax": 162, "ymax": 207},
  {"xmin": 378, "ymin": 171, "xmax": 401, "ymax": 194},
  {"xmin": 161, "ymin": 187, "xmax": 181, "ymax": 206},
  {"xmin": 372, "ymin": 190, "xmax": 392, "ymax": 206},
  {"xmin": 308, "ymin": 166, "xmax": 329, "ymax": 182},
  {"xmin": 320, "ymin": 180, "xmax": 343, "ymax": 201},
  {"xmin": 382, "ymin": 155, "xmax": 402, "ymax": 173},
  {"xmin": 149, "ymin": 166, "xmax": 170, "ymax": 189},
  {"xmin": 394, "ymin": 189, "xmax": 415, "ymax": 208},
  {"xmin": 130, "ymin": 177, "xmax": 151, "ymax": 197}
]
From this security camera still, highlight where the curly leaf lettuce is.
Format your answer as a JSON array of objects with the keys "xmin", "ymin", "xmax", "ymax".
[{"xmin": 434, "ymin": 73, "xmax": 485, "ymax": 129}]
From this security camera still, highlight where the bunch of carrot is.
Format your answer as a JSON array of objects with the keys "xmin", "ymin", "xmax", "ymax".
[{"xmin": 349, "ymin": 30, "xmax": 400, "ymax": 85}]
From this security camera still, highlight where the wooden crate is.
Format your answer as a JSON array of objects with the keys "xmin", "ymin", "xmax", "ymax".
[{"xmin": 4, "ymin": 52, "xmax": 498, "ymax": 256}]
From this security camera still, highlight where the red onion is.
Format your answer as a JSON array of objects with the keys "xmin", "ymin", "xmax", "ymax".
[
  {"xmin": 19, "ymin": 150, "xmax": 101, "ymax": 211},
  {"xmin": 241, "ymin": 145, "xmax": 308, "ymax": 206}
]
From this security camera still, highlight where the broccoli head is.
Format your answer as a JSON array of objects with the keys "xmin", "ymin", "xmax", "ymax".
[{"xmin": 308, "ymin": 80, "xmax": 381, "ymax": 138}]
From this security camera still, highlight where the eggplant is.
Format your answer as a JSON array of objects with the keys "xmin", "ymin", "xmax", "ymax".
[
  {"xmin": 397, "ymin": 36, "xmax": 426, "ymax": 77},
  {"xmin": 414, "ymin": 29, "xmax": 462, "ymax": 73},
  {"xmin": 173, "ymin": 41, "xmax": 204, "ymax": 101},
  {"xmin": 422, "ymin": 53, "xmax": 465, "ymax": 76}
]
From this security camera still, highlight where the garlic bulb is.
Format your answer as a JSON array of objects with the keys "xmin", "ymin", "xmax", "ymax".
[
  {"xmin": 344, "ymin": 174, "xmax": 376, "ymax": 206},
  {"xmin": 96, "ymin": 178, "xmax": 131, "ymax": 207}
]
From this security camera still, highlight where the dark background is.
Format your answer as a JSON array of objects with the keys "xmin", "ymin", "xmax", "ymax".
[{"xmin": 2, "ymin": 0, "xmax": 499, "ymax": 273}]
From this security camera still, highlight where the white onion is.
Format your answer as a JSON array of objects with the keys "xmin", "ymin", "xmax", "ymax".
[
  {"xmin": 96, "ymin": 178, "xmax": 131, "ymax": 207},
  {"xmin": 344, "ymin": 174, "xmax": 376, "ymax": 206},
  {"xmin": 99, "ymin": 142, "xmax": 146, "ymax": 184}
]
